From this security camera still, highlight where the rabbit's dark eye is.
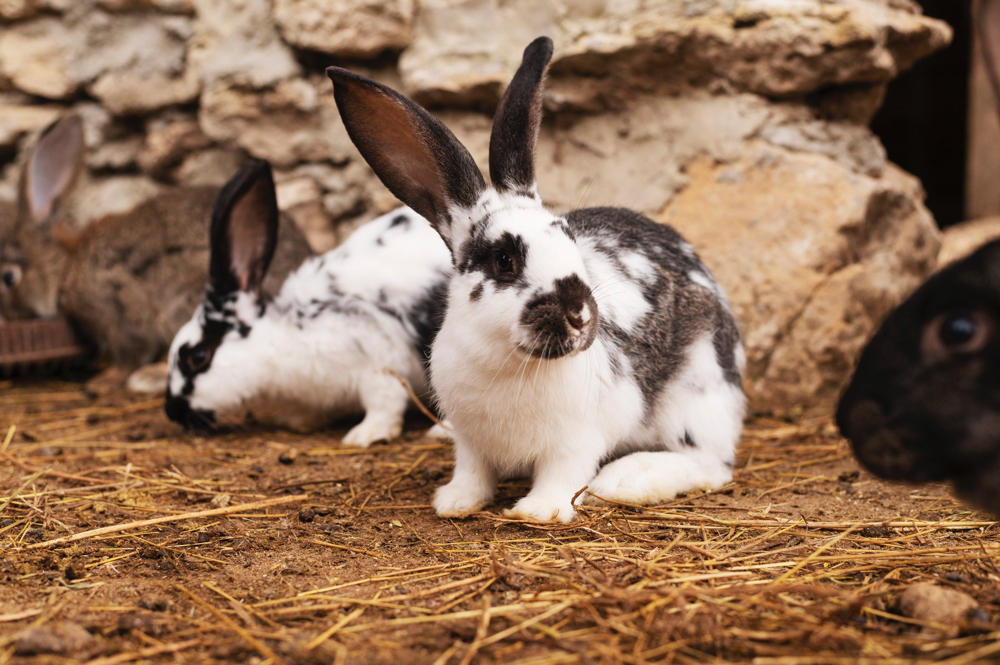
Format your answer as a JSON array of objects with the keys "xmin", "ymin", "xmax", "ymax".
[
  {"xmin": 941, "ymin": 315, "xmax": 977, "ymax": 346},
  {"xmin": 185, "ymin": 346, "xmax": 213, "ymax": 373},
  {"xmin": 922, "ymin": 309, "xmax": 995, "ymax": 364},
  {"xmin": 495, "ymin": 251, "xmax": 513, "ymax": 274},
  {"xmin": 1, "ymin": 267, "xmax": 20, "ymax": 289}
]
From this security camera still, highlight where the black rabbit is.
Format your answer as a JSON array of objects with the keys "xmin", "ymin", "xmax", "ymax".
[{"xmin": 837, "ymin": 239, "xmax": 1000, "ymax": 514}]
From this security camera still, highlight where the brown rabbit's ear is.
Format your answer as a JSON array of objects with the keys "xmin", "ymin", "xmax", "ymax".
[
  {"xmin": 980, "ymin": 0, "xmax": 1000, "ymax": 103},
  {"xmin": 326, "ymin": 66, "xmax": 485, "ymax": 253},
  {"xmin": 209, "ymin": 160, "xmax": 279, "ymax": 296},
  {"xmin": 22, "ymin": 114, "xmax": 84, "ymax": 229},
  {"xmin": 489, "ymin": 37, "xmax": 553, "ymax": 196}
]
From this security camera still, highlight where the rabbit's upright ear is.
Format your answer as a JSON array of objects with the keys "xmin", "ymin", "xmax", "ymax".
[
  {"xmin": 489, "ymin": 37, "xmax": 553, "ymax": 197},
  {"xmin": 22, "ymin": 114, "xmax": 84, "ymax": 229},
  {"xmin": 326, "ymin": 67, "xmax": 485, "ymax": 253},
  {"xmin": 209, "ymin": 160, "xmax": 279, "ymax": 296},
  {"xmin": 980, "ymin": 0, "xmax": 1000, "ymax": 102}
]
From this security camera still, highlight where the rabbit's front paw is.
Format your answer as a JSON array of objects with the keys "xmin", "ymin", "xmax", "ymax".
[
  {"xmin": 342, "ymin": 416, "xmax": 402, "ymax": 448},
  {"xmin": 505, "ymin": 494, "xmax": 576, "ymax": 523},
  {"xmin": 433, "ymin": 481, "xmax": 490, "ymax": 518}
]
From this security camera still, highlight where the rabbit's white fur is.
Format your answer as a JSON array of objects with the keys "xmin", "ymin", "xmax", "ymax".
[{"xmin": 167, "ymin": 207, "xmax": 451, "ymax": 445}]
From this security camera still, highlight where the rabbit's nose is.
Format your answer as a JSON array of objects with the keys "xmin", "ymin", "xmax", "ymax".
[{"xmin": 566, "ymin": 310, "xmax": 585, "ymax": 331}]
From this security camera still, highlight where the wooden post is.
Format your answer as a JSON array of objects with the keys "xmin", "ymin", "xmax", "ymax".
[{"xmin": 967, "ymin": 0, "xmax": 1000, "ymax": 219}]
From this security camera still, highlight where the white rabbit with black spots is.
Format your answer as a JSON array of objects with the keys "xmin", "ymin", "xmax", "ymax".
[
  {"xmin": 327, "ymin": 37, "xmax": 745, "ymax": 521},
  {"xmin": 165, "ymin": 160, "xmax": 451, "ymax": 447}
]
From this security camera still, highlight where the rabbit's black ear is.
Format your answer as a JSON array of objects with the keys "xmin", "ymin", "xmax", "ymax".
[
  {"xmin": 980, "ymin": 0, "xmax": 1000, "ymax": 102},
  {"xmin": 489, "ymin": 37, "xmax": 554, "ymax": 196},
  {"xmin": 209, "ymin": 160, "xmax": 279, "ymax": 296},
  {"xmin": 326, "ymin": 66, "xmax": 485, "ymax": 253},
  {"xmin": 22, "ymin": 114, "xmax": 84, "ymax": 229}
]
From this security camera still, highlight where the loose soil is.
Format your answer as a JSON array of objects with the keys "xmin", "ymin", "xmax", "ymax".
[{"xmin": 1, "ymin": 378, "xmax": 998, "ymax": 664}]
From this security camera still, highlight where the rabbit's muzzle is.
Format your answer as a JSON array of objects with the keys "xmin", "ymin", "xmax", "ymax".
[
  {"xmin": 838, "ymin": 399, "xmax": 946, "ymax": 483},
  {"xmin": 165, "ymin": 391, "xmax": 216, "ymax": 431},
  {"xmin": 518, "ymin": 274, "xmax": 598, "ymax": 359}
]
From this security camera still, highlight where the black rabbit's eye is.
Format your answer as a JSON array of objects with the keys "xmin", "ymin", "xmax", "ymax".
[
  {"xmin": 922, "ymin": 309, "xmax": 995, "ymax": 364},
  {"xmin": 1, "ymin": 268, "xmax": 19, "ymax": 288},
  {"xmin": 496, "ymin": 252, "xmax": 513, "ymax": 274},
  {"xmin": 941, "ymin": 315, "xmax": 977, "ymax": 346}
]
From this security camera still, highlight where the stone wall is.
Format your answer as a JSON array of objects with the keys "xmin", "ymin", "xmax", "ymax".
[{"xmin": 0, "ymin": 0, "xmax": 952, "ymax": 412}]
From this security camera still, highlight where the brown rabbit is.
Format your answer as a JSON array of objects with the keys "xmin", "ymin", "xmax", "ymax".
[{"xmin": 0, "ymin": 114, "xmax": 313, "ymax": 373}]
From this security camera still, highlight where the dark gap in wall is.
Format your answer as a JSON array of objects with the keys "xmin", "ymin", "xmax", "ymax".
[{"xmin": 870, "ymin": 0, "xmax": 971, "ymax": 229}]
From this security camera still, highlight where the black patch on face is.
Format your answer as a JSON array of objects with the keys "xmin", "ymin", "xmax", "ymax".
[
  {"xmin": 469, "ymin": 281, "xmax": 484, "ymax": 302},
  {"xmin": 390, "ymin": 214, "xmax": 409, "ymax": 228},
  {"xmin": 683, "ymin": 431, "xmax": 697, "ymax": 448},
  {"xmin": 172, "ymin": 289, "xmax": 256, "ymax": 412},
  {"xmin": 457, "ymin": 230, "xmax": 529, "ymax": 292},
  {"xmin": 165, "ymin": 387, "xmax": 216, "ymax": 431},
  {"xmin": 519, "ymin": 274, "xmax": 599, "ymax": 358}
]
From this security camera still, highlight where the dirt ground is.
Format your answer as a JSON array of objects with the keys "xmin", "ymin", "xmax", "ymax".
[{"xmin": 1, "ymin": 377, "xmax": 999, "ymax": 665}]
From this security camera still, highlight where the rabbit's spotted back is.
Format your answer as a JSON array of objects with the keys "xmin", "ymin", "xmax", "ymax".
[
  {"xmin": 164, "ymin": 160, "xmax": 451, "ymax": 446},
  {"xmin": 837, "ymin": 240, "xmax": 1000, "ymax": 515}
]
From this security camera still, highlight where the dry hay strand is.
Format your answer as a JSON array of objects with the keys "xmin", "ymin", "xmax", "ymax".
[{"xmin": 0, "ymin": 381, "xmax": 998, "ymax": 664}]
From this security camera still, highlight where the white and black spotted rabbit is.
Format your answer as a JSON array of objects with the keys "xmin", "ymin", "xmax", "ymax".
[
  {"xmin": 326, "ymin": 37, "xmax": 746, "ymax": 522},
  {"xmin": 165, "ymin": 159, "xmax": 452, "ymax": 446}
]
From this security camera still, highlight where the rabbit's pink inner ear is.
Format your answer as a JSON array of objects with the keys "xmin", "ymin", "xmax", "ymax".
[
  {"xmin": 980, "ymin": 0, "xmax": 1000, "ymax": 103},
  {"xmin": 25, "ymin": 115, "xmax": 84, "ymax": 227},
  {"xmin": 327, "ymin": 67, "xmax": 486, "ymax": 250},
  {"xmin": 227, "ymin": 171, "xmax": 278, "ymax": 294},
  {"xmin": 331, "ymin": 78, "xmax": 447, "ymax": 225}
]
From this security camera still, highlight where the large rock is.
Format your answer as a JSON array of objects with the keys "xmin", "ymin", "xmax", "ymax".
[
  {"xmin": 275, "ymin": 174, "xmax": 336, "ymax": 252},
  {"xmin": 401, "ymin": 0, "xmax": 951, "ymax": 110},
  {"xmin": 199, "ymin": 76, "xmax": 355, "ymax": 168},
  {"xmin": 189, "ymin": 0, "xmax": 299, "ymax": 88},
  {"xmin": 0, "ymin": 10, "xmax": 199, "ymax": 112},
  {"xmin": 0, "ymin": 18, "xmax": 76, "ymax": 99},
  {"xmin": 0, "ymin": 99, "xmax": 63, "ymax": 152},
  {"xmin": 0, "ymin": 0, "xmax": 70, "ymax": 21},
  {"xmin": 435, "ymin": 92, "xmax": 883, "ymax": 218},
  {"xmin": 659, "ymin": 142, "xmax": 939, "ymax": 411},
  {"xmin": 172, "ymin": 147, "xmax": 248, "ymax": 186},
  {"xmin": 274, "ymin": 0, "xmax": 414, "ymax": 58},
  {"xmin": 138, "ymin": 115, "xmax": 213, "ymax": 178}
]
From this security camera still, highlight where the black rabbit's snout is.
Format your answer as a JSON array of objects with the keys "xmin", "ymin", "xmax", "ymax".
[{"xmin": 838, "ymin": 399, "xmax": 945, "ymax": 483}]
